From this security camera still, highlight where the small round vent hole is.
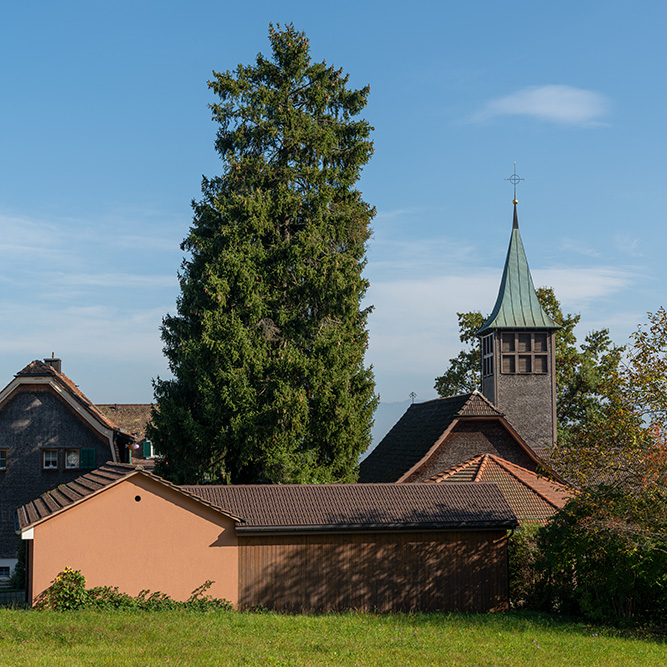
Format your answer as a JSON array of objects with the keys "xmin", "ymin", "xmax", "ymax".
[{"xmin": 134, "ymin": 495, "xmax": 142, "ymax": 502}]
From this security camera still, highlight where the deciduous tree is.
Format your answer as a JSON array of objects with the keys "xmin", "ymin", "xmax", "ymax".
[
  {"xmin": 149, "ymin": 24, "xmax": 377, "ymax": 484},
  {"xmin": 434, "ymin": 287, "xmax": 625, "ymax": 447}
]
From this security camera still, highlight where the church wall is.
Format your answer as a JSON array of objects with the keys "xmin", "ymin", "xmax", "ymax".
[
  {"xmin": 496, "ymin": 373, "xmax": 555, "ymax": 456},
  {"xmin": 404, "ymin": 420, "xmax": 538, "ymax": 482}
]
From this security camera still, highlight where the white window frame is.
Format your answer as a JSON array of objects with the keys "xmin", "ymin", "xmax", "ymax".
[
  {"xmin": 65, "ymin": 448, "xmax": 80, "ymax": 469},
  {"xmin": 42, "ymin": 449, "xmax": 58, "ymax": 470}
]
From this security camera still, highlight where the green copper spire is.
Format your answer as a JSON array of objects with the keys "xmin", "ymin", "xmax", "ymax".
[{"xmin": 478, "ymin": 203, "xmax": 559, "ymax": 333}]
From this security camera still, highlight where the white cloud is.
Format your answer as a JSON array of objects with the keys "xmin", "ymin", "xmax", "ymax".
[
  {"xmin": 472, "ymin": 85, "xmax": 610, "ymax": 126},
  {"xmin": 533, "ymin": 267, "xmax": 638, "ymax": 308},
  {"xmin": 365, "ymin": 265, "xmax": 637, "ymax": 403}
]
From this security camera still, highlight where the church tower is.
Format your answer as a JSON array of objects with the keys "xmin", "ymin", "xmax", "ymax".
[{"xmin": 477, "ymin": 197, "xmax": 559, "ymax": 457}]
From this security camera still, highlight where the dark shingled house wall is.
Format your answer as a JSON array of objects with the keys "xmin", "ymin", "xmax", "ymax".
[{"xmin": 0, "ymin": 387, "xmax": 112, "ymax": 559}]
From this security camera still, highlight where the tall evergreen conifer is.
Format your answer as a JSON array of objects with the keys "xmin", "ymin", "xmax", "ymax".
[{"xmin": 150, "ymin": 25, "xmax": 377, "ymax": 484}]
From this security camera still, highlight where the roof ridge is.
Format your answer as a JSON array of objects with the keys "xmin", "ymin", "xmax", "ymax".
[
  {"xmin": 472, "ymin": 454, "xmax": 490, "ymax": 482},
  {"xmin": 455, "ymin": 391, "xmax": 503, "ymax": 417},
  {"xmin": 426, "ymin": 454, "xmax": 485, "ymax": 483},
  {"xmin": 410, "ymin": 392, "xmax": 473, "ymax": 407},
  {"xmin": 489, "ymin": 455, "xmax": 569, "ymax": 509}
]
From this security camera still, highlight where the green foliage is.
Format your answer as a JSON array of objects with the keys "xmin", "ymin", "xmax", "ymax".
[
  {"xmin": 508, "ymin": 525, "xmax": 542, "ymax": 610},
  {"xmin": 433, "ymin": 311, "xmax": 484, "ymax": 396},
  {"xmin": 535, "ymin": 489, "xmax": 667, "ymax": 623},
  {"xmin": 150, "ymin": 23, "xmax": 377, "ymax": 484},
  {"xmin": 34, "ymin": 568, "xmax": 89, "ymax": 611},
  {"xmin": 34, "ymin": 570, "xmax": 233, "ymax": 612},
  {"xmin": 542, "ymin": 309, "xmax": 667, "ymax": 625},
  {"xmin": 434, "ymin": 287, "xmax": 625, "ymax": 450}
]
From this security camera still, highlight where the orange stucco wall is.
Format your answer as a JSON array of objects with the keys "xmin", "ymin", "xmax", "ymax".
[{"xmin": 29, "ymin": 475, "xmax": 239, "ymax": 605}]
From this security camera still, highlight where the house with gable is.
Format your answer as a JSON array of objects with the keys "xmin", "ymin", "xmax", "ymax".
[
  {"xmin": 360, "ymin": 198, "xmax": 570, "ymax": 522},
  {"xmin": 0, "ymin": 358, "xmax": 135, "ymax": 582}
]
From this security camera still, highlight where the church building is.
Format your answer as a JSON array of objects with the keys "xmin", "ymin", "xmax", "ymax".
[{"xmin": 359, "ymin": 187, "xmax": 570, "ymax": 521}]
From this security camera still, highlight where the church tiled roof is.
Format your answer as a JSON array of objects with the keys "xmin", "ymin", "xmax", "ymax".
[
  {"xmin": 478, "ymin": 204, "xmax": 559, "ymax": 333},
  {"xmin": 428, "ymin": 454, "xmax": 573, "ymax": 524},
  {"xmin": 359, "ymin": 392, "xmax": 509, "ymax": 483}
]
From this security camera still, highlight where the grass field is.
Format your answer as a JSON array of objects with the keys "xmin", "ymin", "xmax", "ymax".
[{"xmin": 0, "ymin": 609, "xmax": 664, "ymax": 666}]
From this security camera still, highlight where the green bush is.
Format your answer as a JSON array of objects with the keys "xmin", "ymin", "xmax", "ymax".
[
  {"xmin": 535, "ymin": 489, "xmax": 667, "ymax": 624},
  {"xmin": 508, "ymin": 524, "xmax": 542, "ymax": 610},
  {"xmin": 34, "ymin": 567, "xmax": 89, "ymax": 611},
  {"xmin": 34, "ymin": 569, "xmax": 232, "ymax": 612}
]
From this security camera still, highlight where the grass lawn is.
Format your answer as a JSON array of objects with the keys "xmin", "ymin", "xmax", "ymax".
[{"xmin": 0, "ymin": 609, "xmax": 664, "ymax": 666}]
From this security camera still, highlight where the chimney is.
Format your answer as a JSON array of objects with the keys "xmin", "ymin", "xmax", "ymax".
[{"xmin": 43, "ymin": 354, "xmax": 62, "ymax": 374}]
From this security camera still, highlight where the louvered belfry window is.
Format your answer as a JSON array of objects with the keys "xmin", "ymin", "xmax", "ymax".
[
  {"xmin": 501, "ymin": 332, "xmax": 548, "ymax": 375},
  {"xmin": 481, "ymin": 334, "xmax": 494, "ymax": 377}
]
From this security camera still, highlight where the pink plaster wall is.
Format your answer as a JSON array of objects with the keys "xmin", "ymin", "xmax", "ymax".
[{"xmin": 30, "ymin": 474, "xmax": 238, "ymax": 605}]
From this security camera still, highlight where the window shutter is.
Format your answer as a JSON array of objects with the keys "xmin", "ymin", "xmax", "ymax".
[
  {"xmin": 80, "ymin": 448, "xmax": 96, "ymax": 469},
  {"xmin": 142, "ymin": 441, "xmax": 152, "ymax": 458}
]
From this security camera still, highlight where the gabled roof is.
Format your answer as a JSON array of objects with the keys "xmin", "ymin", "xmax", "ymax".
[
  {"xmin": 358, "ymin": 391, "xmax": 541, "ymax": 483},
  {"xmin": 478, "ymin": 204, "xmax": 559, "ymax": 334},
  {"xmin": 184, "ymin": 482, "xmax": 517, "ymax": 532},
  {"xmin": 15, "ymin": 463, "xmax": 242, "ymax": 531},
  {"xmin": 428, "ymin": 454, "xmax": 574, "ymax": 524},
  {"xmin": 17, "ymin": 463, "xmax": 518, "ymax": 534},
  {"xmin": 11, "ymin": 360, "xmax": 128, "ymax": 438}
]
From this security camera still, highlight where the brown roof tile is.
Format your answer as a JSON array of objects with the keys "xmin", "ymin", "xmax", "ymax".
[
  {"xmin": 183, "ymin": 482, "xmax": 517, "ymax": 532},
  {"xmin": 359, "ymin": 392, "xmax": 514, "ymax": 483},
  {"xmin": 17, "ymin": 465, "xmax": 518, "ymax": 533},
  {"xmin": 429, "ymin": 454, "xmax": 574, "ymax": 524},
  {"xmin": 96, "ymin": 404, "xmax": 154, "ymax": 440}
]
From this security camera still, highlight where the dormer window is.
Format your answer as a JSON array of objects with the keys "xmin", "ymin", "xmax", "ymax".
[{"xmin": 500, "ymin": 332, "xmax": 548, "ymax": 375}]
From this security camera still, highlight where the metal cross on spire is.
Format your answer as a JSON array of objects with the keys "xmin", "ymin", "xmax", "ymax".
[{"xmin": 505, "ymin": 162, "xmax": 525, "ymax": 204}]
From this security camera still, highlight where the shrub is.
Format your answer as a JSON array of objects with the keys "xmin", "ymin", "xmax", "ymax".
[
  {"xmin": 34, "ymin": 569, "xmax": 233, "ymax": 612},
  {"xmin": 34, "ymin": 567, "xmax": 89, "ymax": 611},
  {"xmin": 508, "ymin": 524, "xmax": 542, "ymax": 609},
  {"xmin": 535, "ymin": 489, "xmax": 667, "ymax": 624}
]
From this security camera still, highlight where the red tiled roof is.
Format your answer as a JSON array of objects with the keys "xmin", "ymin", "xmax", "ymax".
[{"xmin": 428, "ymin": 454, "xmax": 574, "ymax": 524}]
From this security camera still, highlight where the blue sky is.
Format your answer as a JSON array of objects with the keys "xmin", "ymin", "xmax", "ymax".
[{"xmin": 1, "ymin": 2, "xmax": 666, "ymax": 428}]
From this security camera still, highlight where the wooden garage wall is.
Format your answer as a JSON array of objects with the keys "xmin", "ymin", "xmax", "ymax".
[{"xmin": 238, "ymin": 530, "xmax": 508, "ymax": 613}]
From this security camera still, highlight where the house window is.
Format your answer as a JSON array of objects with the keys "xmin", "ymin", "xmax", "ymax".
[
  {"xmin": 65, "ymin": 449, "xmax": 80, "ymax": 469},
  {"xmin": 0, "ymin": 567, "xmax": 9, "ymax": 578},
  {"xmin": 42, "ymin": 449, "xmax": 58, "ymax": 470},
  {"xmin": 0, "ymin": 450, "xmax": 6, "ymax": 470},
  {"xmin": 481, "ymin": 335, "xmax": 494, "ymax": 377},
  {"xmin": 500, "ymin": 332, "xmax": 549, "ymax": 375}
]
